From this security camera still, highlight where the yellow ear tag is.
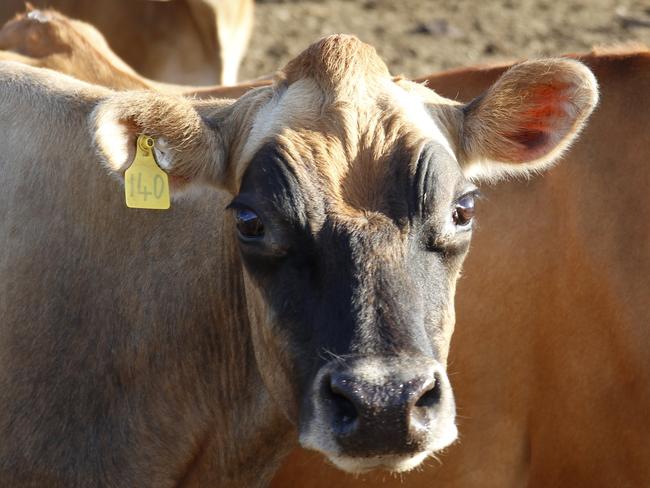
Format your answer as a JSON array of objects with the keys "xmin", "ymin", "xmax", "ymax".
[{"xmin": 124, "ymin": 135, "xmax": 170, "ymax": 210}]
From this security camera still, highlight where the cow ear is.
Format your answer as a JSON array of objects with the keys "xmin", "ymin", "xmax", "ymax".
[
  {"xmin": 91, "ymin": 91, "xmax": 232, "ymax": 193},
  {"xmin": 459, "ymin": 59, "xmax": 598, "ymax": 181}
]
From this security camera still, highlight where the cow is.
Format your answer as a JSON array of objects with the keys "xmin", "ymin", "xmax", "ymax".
[
  {"xmin": 0, "ymin": 35, "xmax": 598, "ymax": 486},
  {"xmin": 271, "ymin": 48, "xmax": 650, "ymax": 487},
  {"xmin": 0, "ymin": 0, "xmax": 253, "ymax": 85},
  {"xmin": 0, "ymin": 8, "xmax": 265, "ymax": 96}
]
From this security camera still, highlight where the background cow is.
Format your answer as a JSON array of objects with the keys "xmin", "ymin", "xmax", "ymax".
[
  {"xmin": 0, "ymin": 9, "xmax": 268, "ymax": 96},
  {"xmin": 0, "ymin": 35, "xmax": 597, "ymax": 485},
  {"xmin": 0, "ymin": 0, "xmax": 253, "ymax": 85}
]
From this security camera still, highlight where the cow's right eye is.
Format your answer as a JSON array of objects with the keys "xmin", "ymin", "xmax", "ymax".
[{"xmin": 235, "ymin": 208, "xmax": 265, "ymax": 239}]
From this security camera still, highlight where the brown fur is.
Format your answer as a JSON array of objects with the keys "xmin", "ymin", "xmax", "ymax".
[
  {"xmin": 0, "ymin": 14, "xmax": 636, "ymax": 483},
  {"xmin": 283, "ymin": 35, "xmax": 389, "ymax": 95}
]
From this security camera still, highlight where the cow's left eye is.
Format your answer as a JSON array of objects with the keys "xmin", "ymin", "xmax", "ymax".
[
  {"xmin": 235, "ymin": 207, "xmax": 265, "ymax": 239},
  {"xmin": 453, "ymin": 193, "xmax": 476, "ymax": 226}
]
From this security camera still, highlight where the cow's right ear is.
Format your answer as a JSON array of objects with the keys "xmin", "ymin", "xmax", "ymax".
[{"xmin": 91, "ymin": 91, "xmax": 233, "ymax": 192}]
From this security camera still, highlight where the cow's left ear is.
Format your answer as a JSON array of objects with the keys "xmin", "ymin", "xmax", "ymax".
[
  {"xmin": 458, "ymin": 59, "xmax": 598, "ymax": 181},
  {"xmin": 91, "ymin": 91, "xmax": 234, "ymax": 193}
]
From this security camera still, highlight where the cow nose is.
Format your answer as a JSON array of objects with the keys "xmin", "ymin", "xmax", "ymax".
[{"xmin": 323, "ymin": 369, "xmax": 443, "ymax": 455}]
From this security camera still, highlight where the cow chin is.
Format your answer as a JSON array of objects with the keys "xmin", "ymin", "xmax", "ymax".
[
  {"xmin": 300, "ymin": 421, "xmax": 458, "ymax": 474},
  {"xmin": 327, "ymin": 451, "xmax": 433, "ymax": 474}
]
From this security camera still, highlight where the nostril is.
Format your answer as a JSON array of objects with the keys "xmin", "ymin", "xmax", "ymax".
[
  {"xmin": 330, "ymin": 389, "xmax": 358, "ymax": 426},
  {"xmin": 325, "ymin": 375, "xmax": 359, "ymax": 434},
  {"xmin": 414, "ymin": 372, "xmax": 442, "ymax": 408}
]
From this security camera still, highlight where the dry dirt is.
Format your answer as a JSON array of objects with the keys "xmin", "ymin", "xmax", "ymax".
[{"xmin": 239, "ymin": 0, "xmax": 650, "ymax": 80}]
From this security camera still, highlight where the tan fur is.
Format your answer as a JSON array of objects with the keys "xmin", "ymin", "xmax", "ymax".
[
  {"xmin": 0, "ymin": 8, "xmax": 266, "ymax": 97},
  {"xmin": 0, "ymin": 9, "xmax": 154, "ymax": 90},
  {"xmin": 0, "ymin": 35, "xmax": 599, "ymax": 485},
  {"xmin": 0, "ymin": 0, "xmax": 253, "ymax": 85},
  {"xmin": 283, "ymin": 35, "xmax": 389, "ymax": 97},
  {"xmin": 270, "ymin": 49, "xmax": 650, "ymax": 488}
]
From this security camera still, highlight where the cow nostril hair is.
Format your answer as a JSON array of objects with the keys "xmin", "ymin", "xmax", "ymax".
[{"xmin": 414, "ymin": 372, "xmax": 442, "ymax": 409}]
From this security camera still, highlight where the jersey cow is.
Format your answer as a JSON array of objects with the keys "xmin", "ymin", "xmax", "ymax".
[
  {"xmin": 0, "ymin": 0, "xmax": 253, "ymax": 85},
  {"xmin": 0, "ymin": 36, "xmax": 597, "ymax": 486}
]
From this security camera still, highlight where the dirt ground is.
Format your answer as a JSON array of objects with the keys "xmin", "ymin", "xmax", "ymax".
[{"xmin": 239, "ymin": 0, "xmax": 650, "ymax": 80}]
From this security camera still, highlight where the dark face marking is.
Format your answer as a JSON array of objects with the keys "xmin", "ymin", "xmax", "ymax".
[{"xmin": 231, "ymin": 139, "xmax": 475, "ymax": 462}]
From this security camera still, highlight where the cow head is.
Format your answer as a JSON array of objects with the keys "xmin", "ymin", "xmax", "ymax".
[{"xmin": 93, "ymin": 35, "xmax": 598, "ymax": 473}]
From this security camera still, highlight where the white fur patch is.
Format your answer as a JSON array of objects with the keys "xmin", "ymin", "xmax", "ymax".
[
  {"xmin": 382, "ymin": 79, "xmax": 455, "ymax": 158},
  {"xmin": 93, "ymin": 106, "xmax": 130, "ymax": 172},
  {"xmin": 27, "ymin": 10, "xmax": 50, "ymax": 23},
  {"xmin": 240, "ymin": 78, "xmax": 321, "ymax": 167},
  {"xmin": 153, "ymin": 137, "xmax": 174, "ymax": 170},
  {"xmin": 329, "ymin": 451, "xmax": 432, "ymax": 474}
]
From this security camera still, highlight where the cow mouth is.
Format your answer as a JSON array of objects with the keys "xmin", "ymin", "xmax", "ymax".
[
  {"xmin": 325, "ymin": 451, "xmax": 432, "ymax": 474},
  {"xmin": 304, "ymin": 419, "xmax": 458, "ymax": 474}
]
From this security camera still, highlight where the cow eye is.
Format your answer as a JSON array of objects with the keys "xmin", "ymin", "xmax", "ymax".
[
  {"xmin": 234, "ymin": 207, "xmax": 264, "ymax": 239},
  {"xmin": 453, "ymin": 193, "xmax": 476, "ymax": 227}
]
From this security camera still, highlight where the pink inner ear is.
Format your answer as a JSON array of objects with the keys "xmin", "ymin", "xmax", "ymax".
[{"xmin": 505, "ymin": 82, "xmax": 573, "ymax": 161}]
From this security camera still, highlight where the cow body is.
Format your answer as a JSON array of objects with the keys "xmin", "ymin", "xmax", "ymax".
[
  {"xmin": 0, "ymin": 35, "xmax": 598, "ymax": 485},
  {"xmin": 0, "ymin": 72, "xmax": 291, "ymax": 486},
  {"xmin": 271, "ymin": 49, "xmax": 650, "ymax": 488},
  {"xmin": 0, "ymin": 0, "xmax": 253, "ymax": 85}
]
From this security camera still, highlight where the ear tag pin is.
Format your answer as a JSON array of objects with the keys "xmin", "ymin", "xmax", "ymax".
[{"xmin": 124, "ymin": 135, "xmax": 170, "ymax": 210}]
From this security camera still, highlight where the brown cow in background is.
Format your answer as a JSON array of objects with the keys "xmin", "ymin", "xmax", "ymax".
[{"xmin": 0, "ymin": 0, "xmax": 253, "ymax": 85}]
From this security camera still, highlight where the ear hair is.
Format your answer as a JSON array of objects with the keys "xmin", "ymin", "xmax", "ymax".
[
  {"xmin": 91, "ymin": 91, "xmax": 228, "ymax": 189},
  {"xmin": 460, "ymin": 58, "xmax": 599, "ymax": 181}
]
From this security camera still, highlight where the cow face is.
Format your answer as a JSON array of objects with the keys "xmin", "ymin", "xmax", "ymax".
[{"xmin": 93, "ymin": 35, "xmax": 598, "ymax": 473}]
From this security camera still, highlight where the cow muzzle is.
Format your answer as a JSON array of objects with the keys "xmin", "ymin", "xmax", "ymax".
[{"xmin": 299, "ymin": 356, "xmax": 457, "ymax": 473}]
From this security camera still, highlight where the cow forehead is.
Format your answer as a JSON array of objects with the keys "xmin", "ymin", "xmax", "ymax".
[
  {"xmin": 238, "ymin": 79, "xmax": 461, "ymax": 219},
  {"xmin": 239, "ymin": 74, "xmax": 456, "ymax": 185},
  {"xmin": 239, "ymin": 35, "xmax": 456, "ymax": 179}
]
